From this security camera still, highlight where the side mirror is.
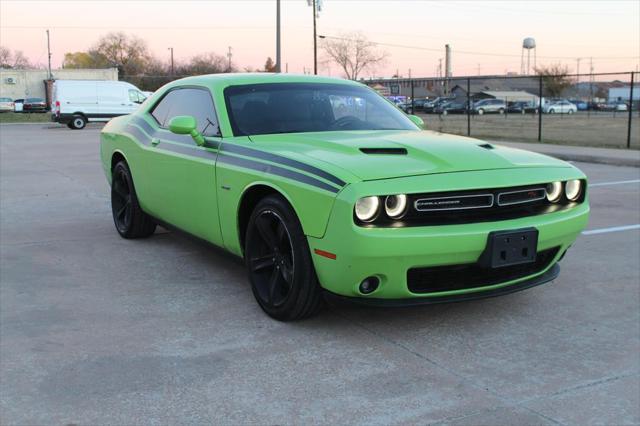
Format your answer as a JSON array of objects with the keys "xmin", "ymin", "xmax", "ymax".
[
  {"xmin": 168, "ymin": 115, "xmax": 205, "ymax": 146},
  {"xmin": 408, "ymin": 114, "xmax": 425, "ymax": 129}
]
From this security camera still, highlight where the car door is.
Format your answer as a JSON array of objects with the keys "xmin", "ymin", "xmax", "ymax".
[{"xmin": 138, "ymin": 87, "xmax": 223, "ymax": 245}]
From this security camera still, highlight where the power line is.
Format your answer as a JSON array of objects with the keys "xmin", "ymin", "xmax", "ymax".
[{"xmin": 318, "ymin": 34, "xmax": 639, "ymax": 61}]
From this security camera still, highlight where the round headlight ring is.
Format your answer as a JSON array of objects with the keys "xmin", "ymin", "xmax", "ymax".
[
  {"xmin": 355, "ymin": 196, "xmax": 380, "ymax": 222},
  {"xmin": 565, "ymin": 180, "xmax": 582, "ymax": 201},
  {"xmin": 384, "ymin": 194, "xmax": 408, "ymax": 219},
  {"xmin": 546, "ymin": 181, "xmax": 563, "ymax": 203}
]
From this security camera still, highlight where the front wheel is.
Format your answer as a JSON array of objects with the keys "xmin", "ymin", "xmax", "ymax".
[
  {"xmin": 245, "ymin": 195, "xmax": 324, "ymax": 321},
  {"xmin": 567, "ymin": 109, "xmax": 574, "ymax": 115},
  {"xmin": 111, "ymin": 161, "xmax": 157, "ymax": 239},
  {"xmin": 477, "ymin": 109, "xmax": 484, "ymax": 115}
]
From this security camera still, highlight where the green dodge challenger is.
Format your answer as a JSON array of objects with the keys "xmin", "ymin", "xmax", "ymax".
[{"xmin": 100, "ymin": 74, "xmax": 589, "ymax": 320}]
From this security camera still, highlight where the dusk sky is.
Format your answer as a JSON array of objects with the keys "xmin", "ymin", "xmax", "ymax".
[{"xmin": 1, "ymin": 0, "xmax": 639, "ymax": 78}]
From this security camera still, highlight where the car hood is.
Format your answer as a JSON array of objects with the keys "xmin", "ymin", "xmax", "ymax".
[{"xmin": 248, "ymin": 130, "xmax": 569, "ymax": 182}]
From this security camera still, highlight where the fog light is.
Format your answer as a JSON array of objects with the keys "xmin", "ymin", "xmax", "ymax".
[{"xmin": 359, "ymin": 276, "xmax": 380, "ymax": 294}]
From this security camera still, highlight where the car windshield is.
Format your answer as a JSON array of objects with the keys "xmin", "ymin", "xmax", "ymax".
[
  {"xmin": 26, "ymin": 98, "xmax": 43, "ymax": 102},
  {"xmin": 224, "ymin": 83, "xmax": 418, "ymax": 136}
]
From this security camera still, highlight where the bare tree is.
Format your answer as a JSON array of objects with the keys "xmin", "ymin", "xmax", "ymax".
[
  {"xmin": 535, "ymin": 63, "xmax": 573, "ymax": 98},
  {"xmin": 93, "ymin": 32, "xmax": 151, "ymax": 75},
  {"xmin": 181, "ymin": 52, "xmax": 232, "ymax": 75},
  {"xmin": 0, "ymin": 46, "xmax": 33, "ymax": 69},
  {"xmin": 321, "ymin": 32, "xmax": 388, "ymax": 80},
  {"xmin": 264, "ymin": 57, "xmax": 276, "ymax": 72}
]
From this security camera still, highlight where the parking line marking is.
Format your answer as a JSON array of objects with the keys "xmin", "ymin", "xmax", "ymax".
[
  {"xmin": 582, "ymin": 224, "xmax": 640, "ymax": 235},
  {"xmin": 589, "ymin": 179, "xmax": 640, "ymax": 187}
]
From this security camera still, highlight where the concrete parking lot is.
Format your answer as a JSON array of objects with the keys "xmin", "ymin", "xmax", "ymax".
[{"xmin": 1, "ymin": 124, "xmax": 639, "ymax": 425}]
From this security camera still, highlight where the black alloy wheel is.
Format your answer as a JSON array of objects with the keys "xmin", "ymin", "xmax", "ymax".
[
  {"xmin": 245, "ymin": 195, "xmax": 323, "ymax": 320},
  {"xmin": 110, "ymin": 161, "xmax": 156, "ymax": 238}
]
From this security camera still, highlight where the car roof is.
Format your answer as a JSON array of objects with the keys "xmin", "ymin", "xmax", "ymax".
[{"xmin": 166, "ymin": 73, "xmax": 362, "ymax": 89}]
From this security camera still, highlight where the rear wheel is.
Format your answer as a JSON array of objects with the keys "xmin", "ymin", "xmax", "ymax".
[
  {"xmin": 69, "ymin": 115, "xmax": 86, "ymax": 130},
  {"xmin": 498, "ymin": 108, "xmax": 505, "ymax": 114},
  {"xmin": 477, "ymin": 109, "xmax": 484, "ymax": 115},
  {"xmin": 567, "ymin": 109, "xmax": 574, "ymax": 115},
  {"xmin": 549, "ymin": 109, "xmax": 555, "ymax": 114},
  {"xmin": 111, "ymin": 161, "xmax": 156, "ymax": 239},
  {"xmin": 245, "ymin": 195, "xmax": 323, "ymax": 321}
]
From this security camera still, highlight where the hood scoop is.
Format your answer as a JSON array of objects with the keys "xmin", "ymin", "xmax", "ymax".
[
  {"xmin": 359, "ymin": 147, "xmax": 408, "ymax": 155},
  {"xmin": 477, "ymin": 143, "xmax": 495, "ymax": 150}
]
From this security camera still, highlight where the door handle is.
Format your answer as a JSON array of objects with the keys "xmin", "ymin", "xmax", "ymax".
[{"xmin": 151, "ymin": 138, "xmax": 160, "ymax": 146}]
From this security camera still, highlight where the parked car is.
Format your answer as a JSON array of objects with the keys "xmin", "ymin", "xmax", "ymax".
[
  {"xmin": 543, "ymin": 100, "xmax": 577, "ymax": 114},
  {"xmin": 398, "ymin": 101, "xmax": 414, "ymax": 114},
  {"xmin": 437, "ymin": 101, "xmax": 469, "ymax": 115},
  {"xmin": 0, "ymin": 97, "xmax": 14, "ymax": 113},
  {"xmin": 507, "ymin": 101, "xmax": 538, "ymax": 114},
  {"xmin": 611, "ymin": 102, "xmax": 628, "ymax": 112},
  {"xmin": 569, "ymin": 100, "xmax": 588, "ymax": 111},
  {"xmin": 51, "ymin": 80, "xmax": 147, "ymax": 129},
  {"xmin": 100, "ymin": 73, "xmax": 589, "ymax": 320},
  {"xmin": 473, "ymin": 99, "xmax": 506, "ymax": 115},
  {"xmin": 22, "ymin": 97, "xmax": 48, "ymax": 113},
  {"xmin": 423, "ymin": 97, "xmax": 454, "ymax": 113},
  {"xmin": 13, "ymin": 99, "xmax": 24, "ymax": 112}
]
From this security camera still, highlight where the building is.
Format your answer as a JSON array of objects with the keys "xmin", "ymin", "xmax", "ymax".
[
  {"xmin": 0, "ymin": 68, "xmax": 118, "ymax": 102},
  {"xmin": 608, "ymin": 87, "xmax": 639, "ymax": 103}
]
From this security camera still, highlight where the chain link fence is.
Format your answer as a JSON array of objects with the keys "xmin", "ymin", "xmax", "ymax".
[{"xmin": 367, "ymin": 71, "xmax": 638, "ymax": 149}]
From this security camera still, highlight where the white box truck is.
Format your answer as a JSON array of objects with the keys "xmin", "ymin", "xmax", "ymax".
[{"xmin": 51, "ymin": 80, "xmax": 148, "ymax": 129}]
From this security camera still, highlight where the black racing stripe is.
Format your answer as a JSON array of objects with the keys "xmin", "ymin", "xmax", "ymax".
[
  {"xmin": 125, "ymin": 125, "xmax": 215, "ymax": 160},
  {"xmin": 124, "ymin": 124, "xmax": 336, "ymax": 192},
  {"xmin": 219, "ymin": 153, "xmax": 339, "ymax": 193},
  {"xmin": 131, "ymin": 116, "xmax": 220, "ymax": 150},
  {"xmin": 125, "ymin": 125, "xmax": 150, "ymax": 146},
  {"xmin": 222, "ymin": 143, "xmax": 346, "ymax": 187},
  {"xmin": 131, "ymin": 116, "xmax": 156, "ymax": 135}
]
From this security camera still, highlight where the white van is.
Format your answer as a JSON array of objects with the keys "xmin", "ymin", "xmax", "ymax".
[{"xmin": 51, "ymin": 80, "xmax": 147, "ymax": 129}]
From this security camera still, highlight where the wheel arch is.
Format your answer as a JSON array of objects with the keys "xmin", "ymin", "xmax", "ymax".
[
  {"xmin": 109, "ymin": 150, "xmax": 128, "ymax": 183},
  {"xmin": 236, "ymin": 182, "xmax": 301, "ymax": 255}
]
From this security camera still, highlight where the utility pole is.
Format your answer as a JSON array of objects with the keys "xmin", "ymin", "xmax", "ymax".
[
  {"xmin": 46, "ymin": 29, "xmax": 52, "ymax": 79},
  {"xmin": 308, "ymin": 0, "xmax": 319, "ymax": 75},
  {"xmin": 168, "ymin": 47, "xmax": 174, "ymax": 75},
  {"xmin": 576, "ymin": 57, "xmax": 581, "ymax": 85},
  {"xmin": 227, "ymin": 46, "xmax": 233, "ymax": 72},
  {"xmin": 477, "ymin": 63, "xmax": 481, "ymax": 76},
  {"xmin": 275, "ymin": 0, "xmax": 281, "ymax": 73},
  {"xmin": 444, "ymin": 44, "xmax": 452, "ymax": 94}
]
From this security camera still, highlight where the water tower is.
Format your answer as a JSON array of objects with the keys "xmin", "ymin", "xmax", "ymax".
[{"xmin": 521, "ymin": 37, "xmax": 537, "ymax": 75}]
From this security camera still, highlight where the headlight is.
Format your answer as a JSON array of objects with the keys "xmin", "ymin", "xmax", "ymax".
[
  {"xmin": 385, "ymin": 194, "xmax": 408, "ymax": 218},
  {"xmin": 355, "ymin": 196, "xmax": 380, "ymax": 222},
  {"xmin": 565, "ymin": 180, "xmax": 582, "ymax": 201},
  {"xmin": 546, "ymin": 181, "xmax": 562, "ymax": 202}
]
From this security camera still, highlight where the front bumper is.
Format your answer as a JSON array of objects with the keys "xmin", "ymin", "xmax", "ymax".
[
  {"xmin": 307, "ymin": 168, "xmax": 589, "ymax": 301},
  {"xmin": 324, "ymin": 263, "xmax": 560, "ymax": 306}
]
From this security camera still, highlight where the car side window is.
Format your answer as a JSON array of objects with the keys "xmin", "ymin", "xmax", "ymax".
[
  {"xmin": 129, "ymin": 89, "xmax": 145, "ymax": 104},
  {"xmin": 150, "ymin": 88, "xmax": 220, "ymax": 136}
]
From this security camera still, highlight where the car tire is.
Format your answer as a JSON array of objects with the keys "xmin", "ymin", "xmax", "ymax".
[
  {"xmin": 567, "ymin": 109, "xmax": 574, "ymax": 115},
  {"xmin": 442, "ymin": 110, "xmax": 448, "ymax": 116},
  {"xmin": 111, "ymin": 161, "xmax": 157, "ymax": 239},
  {"xmin": 245, "ymin": 195, "xmax": 324, "ymax": 321},
  {"xmin": 498, "ymin": 108, "xmax": 505, "ymax": 114},
  {"xmin": 477, "ymin": 109, "xmax": 484, "ymax": 115},
  {"xmin": 66, "ymin": 122, "xmax": 74, "ymax": 129},
  {"xmin": 69, "ymin": 115, "xmax": 87, "ymax": 130},
  {"xmin": 549, "ymin": 109, "xmax": 555, "ymax": 114}
]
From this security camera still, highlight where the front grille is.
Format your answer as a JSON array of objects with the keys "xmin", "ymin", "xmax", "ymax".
[{"xmin": 407, "ymin": 247, "xmax": 560, "ymax": 294}]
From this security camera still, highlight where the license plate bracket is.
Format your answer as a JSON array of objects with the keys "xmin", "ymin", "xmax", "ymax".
[{"xmin": 479, "ymin": 228, "xmax": 538, "ymax": 269}]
